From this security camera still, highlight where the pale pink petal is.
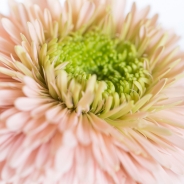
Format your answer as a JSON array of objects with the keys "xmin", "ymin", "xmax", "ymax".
[
  {"xmin": 6, "ymin": 112, "xmax": 30, "ymax": 130},
  {"xmin": 76, "ymin": 2, "xmax": 95, "ymax": 29},
  {"xmin": 15, "ymin": 97, "xmax": 53, "ymax": 111},
  {"xmin": 55, "ymin": 146, "xmax": 74, "ymax": 174},
  {"xmin": 1, "ymin": 18, "xmax": 21, "ymax": 44}
]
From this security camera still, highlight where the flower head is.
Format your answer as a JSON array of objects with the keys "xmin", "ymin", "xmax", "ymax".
[{"xmin": 0, "ymin": 0, "xmax": 184, "ymax": 183}]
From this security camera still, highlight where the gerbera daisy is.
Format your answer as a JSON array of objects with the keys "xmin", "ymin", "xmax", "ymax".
[{"xmin": 0, "ymin": 0, "xmax": 184, "ymax": 183}]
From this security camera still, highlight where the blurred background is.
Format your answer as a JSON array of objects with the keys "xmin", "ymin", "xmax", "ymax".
[{"xmin": 0, "ymin": 0, "xmax": 184, "ymax": 49}]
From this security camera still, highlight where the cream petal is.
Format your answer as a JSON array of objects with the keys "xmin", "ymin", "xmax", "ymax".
[
  {"xmin": 30, "ymin": 42, "xmax": 39, "ymax": 64},
  {"xmin": 76, "ymin": 91, "xmax": 94, "ymax": 115},
  {"xmin": 14, "ymin": 45, "xmax": 34, "ymax": 70}
]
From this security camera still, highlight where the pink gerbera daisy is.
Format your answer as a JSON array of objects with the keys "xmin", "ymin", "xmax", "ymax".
[{"xmin": 0, "ymin": 0, "xmax": 184, "ymax": 183}]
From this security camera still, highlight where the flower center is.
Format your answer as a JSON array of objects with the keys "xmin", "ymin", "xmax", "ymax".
[{"xmin": 49, "ymin": 29, "xmax": 151, "ymax": 101}]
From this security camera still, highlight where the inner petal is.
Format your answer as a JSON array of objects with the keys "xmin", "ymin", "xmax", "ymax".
[{"xmin": 49, "ymin": 28, "xmax": 151, "ymax": 102}]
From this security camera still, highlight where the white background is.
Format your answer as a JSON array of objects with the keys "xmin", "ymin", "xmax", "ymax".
[{"xmin": 0, "ymin": 0, "xmax": 184, "ymax": 49}]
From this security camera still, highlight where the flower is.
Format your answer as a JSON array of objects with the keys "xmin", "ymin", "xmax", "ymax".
[{"xmin": 0, "ymin": 0, "xmax": 184, "ymax": 183}]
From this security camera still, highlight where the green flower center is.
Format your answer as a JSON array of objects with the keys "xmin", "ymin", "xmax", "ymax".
[{"xmin": 50, "ymin": 29, "xmax": 151, "ymax": 101}]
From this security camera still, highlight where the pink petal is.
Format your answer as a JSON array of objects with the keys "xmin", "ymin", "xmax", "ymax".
[
  {"xmin": 6, "ymin": 112, "xmax": 30, "ymax": 130},
  {"xmin": 35, "ymin": 143, "xmax": 49, "ymax": 168},
  {"xmin": 0, "ymin": 89, "xmax": 23, "ymax": 106},
  {"xmin": 50, "ymin": 131, "xmax": 62, "ymax": 154},
  {"xmin": 45, "ymin": 105, "xmax": 62, "ymax": 123},
  {"xmin": 1, "ymin": 18, "xmax": 21, "ymax": 44},
  {"xmin": 76, "ymin": 115, "xmax": 91, "ymax": 145},
  {"xmin": 88, "ymin": 113, "xmax": 111, "ymax": 134},
  {"xmin": 1, "ymin": 164, "xmax": 15, "ymax": 181},
  {"xmin": 62, "ymin": 130, "xmax": 77, "ymax": 148},
  {"xmin": 76, "ymin": 2, "xmax": 95, "ymax": 29},
  {"xmin": 55, "ymin": 146, "xmax": 74, "ymax": 174},
  {"xmin": 15, "ymin": 97, "xmax": 52, "ymax": 111}
]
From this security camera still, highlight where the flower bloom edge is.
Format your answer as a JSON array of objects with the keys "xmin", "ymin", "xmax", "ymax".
[{"xmin": 0, "ymin": 0, "xmax": 184, "ymax": 183}]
